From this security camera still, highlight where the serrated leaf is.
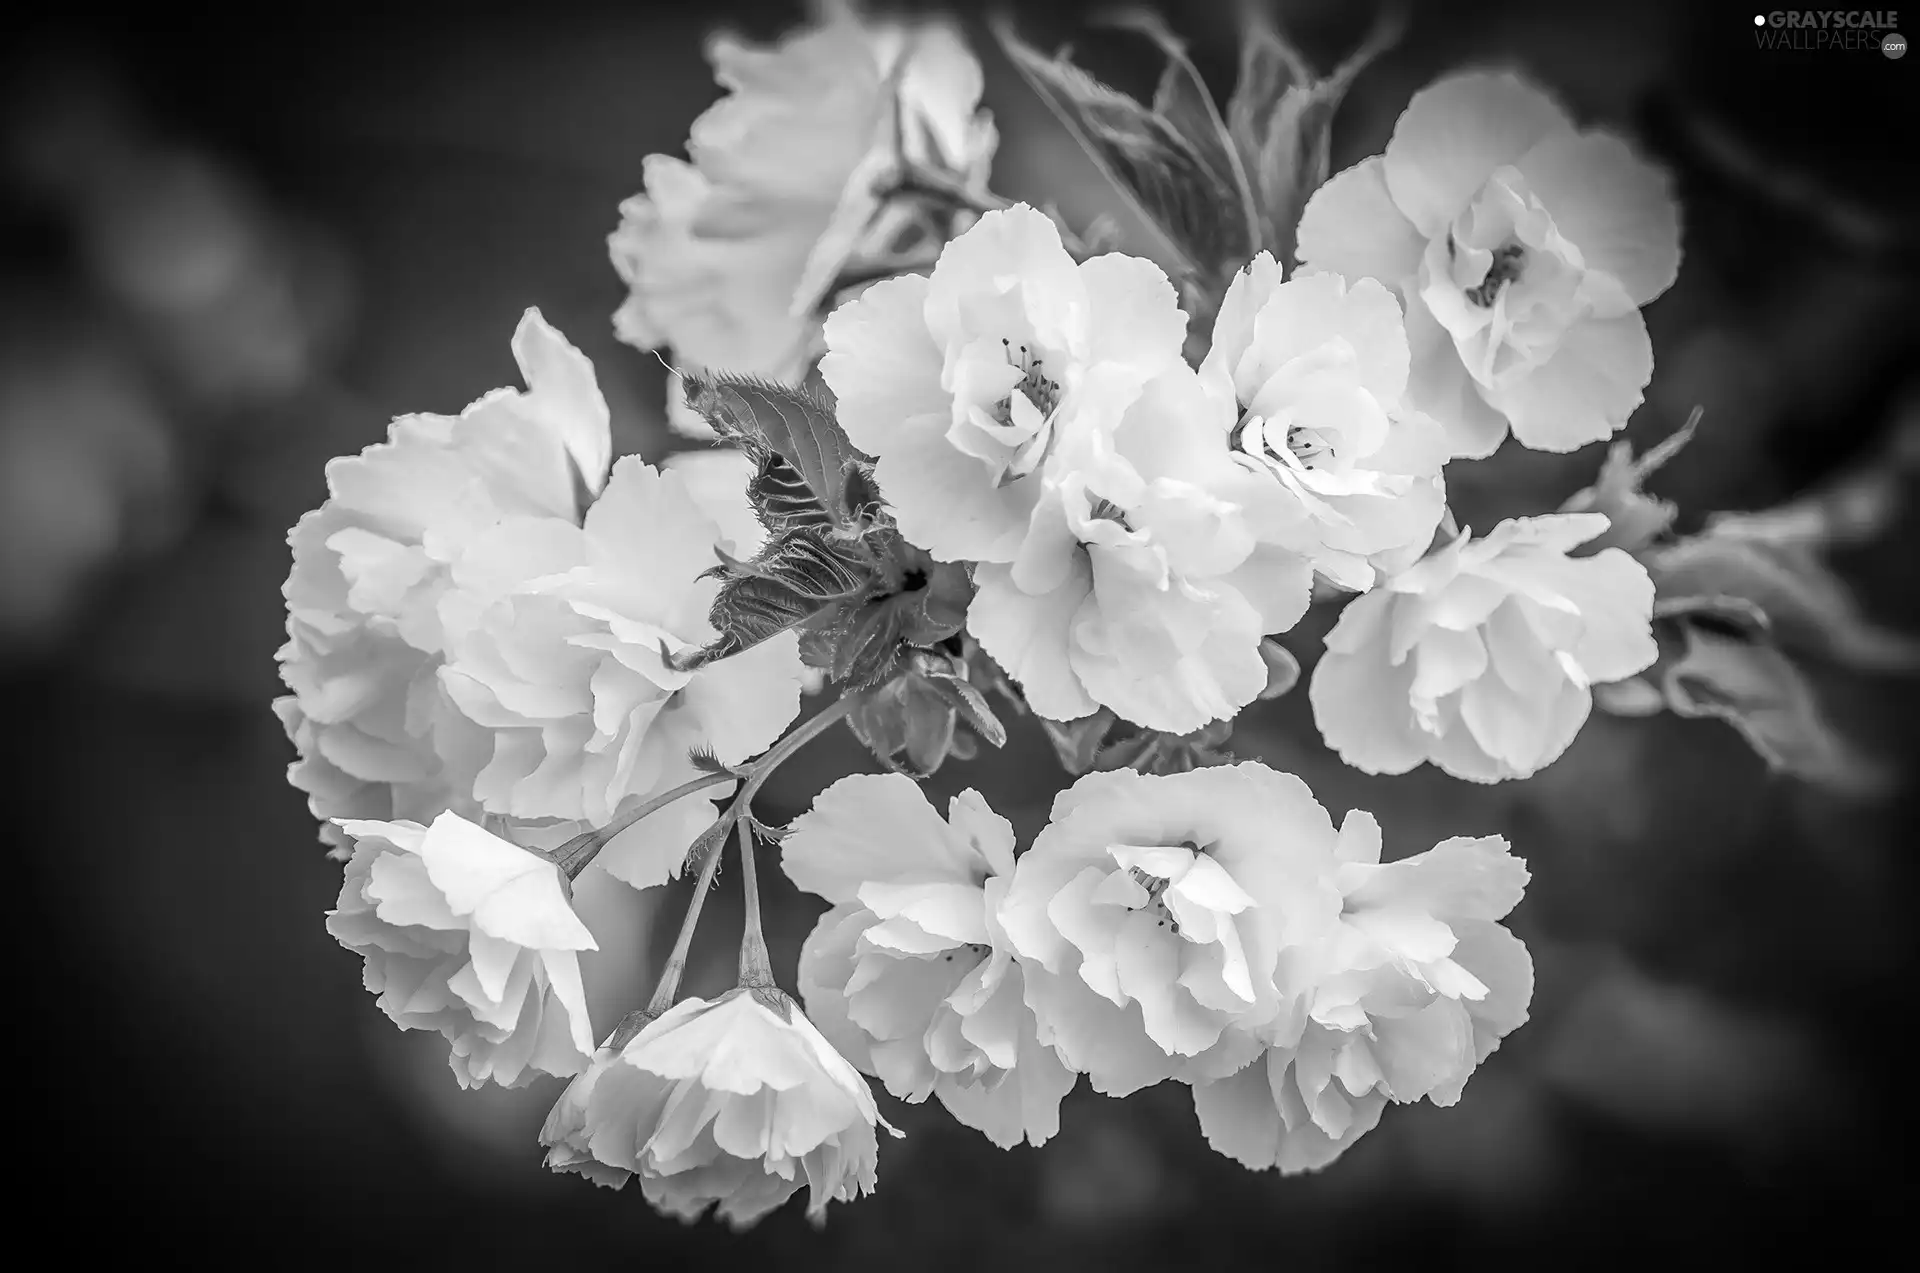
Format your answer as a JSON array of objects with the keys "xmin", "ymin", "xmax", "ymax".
[
  {"xmin": 992, "ymin": 15, "xmax": 1248, "ymax": 279},
  {"xmin": 1561, "ymin": 409, "xmax": 1700, "ymax": 554},
  {"xmin": 926, "ymin": 673, "xmax": 1008, "ymax": 750},
  {"xmin": 677, "ymin": 528, "xmax": 875, "ymax": 671},
  {"xmin": 830, "ymin": 596, "xmax": 911, "ymax": 689},
  {"xmin": 746, "ymin": 447, "xmax": 833, "ymax": 539},
  {"xmin": 841, "ymin": 461, "xmax": 886, "ymax": 532},
  {"xmin": 1659, "ymin": 622, "xmax": 1892, "ymax": 795},
  {"xmin": 682, "ymin": 372, "xmax": 864, "ymax": 528},
  {"xmin": 1225, "ymin": 5, "xmax": 1403, "ymax": 266}
]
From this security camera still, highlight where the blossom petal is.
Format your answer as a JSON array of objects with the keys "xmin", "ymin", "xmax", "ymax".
[
  {"xmin": 1513, "ymin": 131, "xmax": 1680, "ymax": 307},
  {"xmin": 1383, "ymin": 71, "xmax": 1575, "ymax": 238},
  {"xmin": 1295, "ymin": 156, "xmax": 1428, "ymax": 283},
  {"xmin": 1488, "ymin": 311, "xmax": 1653, "ymax": 453}
]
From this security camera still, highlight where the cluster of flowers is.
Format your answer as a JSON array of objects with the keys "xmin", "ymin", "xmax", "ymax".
[{"xmin": 278, "ymin": 0, "xmax": 1686, "ymax": 1230}]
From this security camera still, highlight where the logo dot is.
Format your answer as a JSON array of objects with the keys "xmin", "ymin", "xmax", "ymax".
[{"xmin": 1753, "ymin": 13, "xmax": 1765, "ymax": 24}]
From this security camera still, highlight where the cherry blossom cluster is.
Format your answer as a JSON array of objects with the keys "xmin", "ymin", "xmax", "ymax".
[{"xmin": 274, "ymin": 0, "xmax": 1720, "ymax": 1232}]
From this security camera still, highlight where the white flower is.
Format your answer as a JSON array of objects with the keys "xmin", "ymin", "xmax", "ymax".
[
  {"xmin": 1192, "ymin": 814, "xmax": 1533, "ymax": 1173},
  {"xmin": 612, "ymin": 0, "xmax": 996, "ymax": 437},
  {"xmin": 1309, "ymin": 512, "xmax": 1657, "ymax": 782},
  {"xmin": 1296, "ymin": 71, "xmax": 1681, "ymax": 458},
  {"xmin": 966, "ymin": 361, "xmax": 1315, "ymax": 732},
  {"xmin": 435, "ymin": 457, "xmax": 804, "ymax": 888},
  {"xmin": 820, "ymin": 203, "xmax": 1189, "ymax": 565},
  {"xmin": 538, "ymin": 988, "xmax": 891, "ymax": 1228},
  {"xmin": 784, "ymin": 774, "xmax": 1077, "ymax": 1148},
  {"xmin": 660, "ymin": 448, "xmax": 768, "ymax": 559},
  {"xmin": 327, "ymin": 811, "xmax": 598, "ymax": 1088},
  {"xmin": 998, "ymin": 764, "xmax": 1352, "ymax": 1097},
  {"xmin": 1199, "ymin": 258, "xmax": 1449, "ymax": 590},
  {"xmin": 276, "ymin": 310, "xmax": 610, "ymax": 852}
]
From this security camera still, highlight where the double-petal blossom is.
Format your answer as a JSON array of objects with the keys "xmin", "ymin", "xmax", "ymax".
[
  {"xmin": 1199, "ymin": 258, "xmax": 1449, "ymax": 591},
  {"xmin": 1309, "ymin": 512, "xmax": 1657, "ymax": 782},
  {"xmin": 1296, "ymin": 71, "xmax": 1681, "ymax": 457},
  {"xmin": 966, "ymin": 360, "xmax": 1316, "ymax": 732},
  {"xmin": 786, "ymin": 774, "xmax": 1078, "ymax": 1148},
  {"xmin": 540, "ymin": 988, "xmax": 890, "ymax": 1227},
  {"xmin": 998, "ymin": 764, "xmax": 1348, "ymax": 1096},
  {"xmin": 276, "ymin": 310, "xmax": 610, "ymax": 853},
  {"xmin": 327, "ymin": 812, "xmax": 598, "ymax": 1087},
  {"xmin": 820, "ymin": 202, "xmax": 1190, "ymax": 566},
  {"xmin": 1192, "ymin": 814, "xmax": 1533, "ymax": 1173},
  {"xmin": 613, "ymin": 0, "xmax": 996, "ymax": 435}
]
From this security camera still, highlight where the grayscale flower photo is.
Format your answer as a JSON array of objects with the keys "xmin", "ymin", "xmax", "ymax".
[{"xmin": 6, "ymin": 0, "xmax": 1914, "ymax": 1265}]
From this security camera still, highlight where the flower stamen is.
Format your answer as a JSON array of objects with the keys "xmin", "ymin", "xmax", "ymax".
[{"xmin": 1464, "ymin": 241, "xmax": 1526, "ymax": 308}]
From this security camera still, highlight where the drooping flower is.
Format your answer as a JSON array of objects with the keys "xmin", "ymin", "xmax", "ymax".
[
  {"xmin": 613, "ymin": 0, "xmax": 997, "ymax": 437},
  {"xmin": 539, "ymin": 987, "xmax": 892, "ymax": 1228},
  {"xmin": 820, "ymin": 202, "xmax": 1190, "ymax": 566},
  {"xmin": 785, "ymin": 774, "xmax": 1077, "ymax": 1148},
  {"xmin": 435, "ymin": 457, "xmax": 804, "ymax": 888},
  {"xmin": 1295, "ymin": 70, "xmax": 1681, "ymax": 458},
  {"xmin": 965, "ymin": 360, "xmax": 1315, "ymax": 732},
  {"xmin": 1309, "ymin": 512, "xmax": 1657, "ymax": 782},
  {"xmin": 1199, "ymin": 257, "xmax": 1449, "ymax": 590},
  {"xmin": 275, "ymin": 310, "xmax": 611, "ymax": 853},
  {"xmin": 1192, "ymin": 813, "xmax": 1533, "ymax": 1173},
  {"xmin": 997, "ymin": 764, "xmax": 1352, "ymax": 1096},
  {"xmin": 327, "ymin": 811, "xmax": 598, "ymax": 1088}
]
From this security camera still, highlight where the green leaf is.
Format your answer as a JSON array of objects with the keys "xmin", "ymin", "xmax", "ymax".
[
  {"xmin": 745, "ymin": 447, "xmax": 834, "ymax": 539},
  {"xmin": 826, "ymin": 594, "xmax": 911, "ymax": 689},
  {"xmin": 1225, "ymin": 5, "xmax": 1403, "ymax": 267},
  {"xmin": 1658, "ymin": 622, "xmax": 1893, "ymax": 795},
  {"xmin": 1560, "ymin": 408, "xmax": 1700, "ymax": 555},
  {"xmin": 912, "ymin": 650, "xmax": 1008, "ymax": 750},
  {"xmin": 677, "ymin": 528, "xmax": 874, "ymax": 671},
  {"xmin": 991, "ymin": 15, "xmax": 1250, "ymax": 279},
  {"xmin": 681, "ymin": 372, "xmax": 866, "ymax": 530}
]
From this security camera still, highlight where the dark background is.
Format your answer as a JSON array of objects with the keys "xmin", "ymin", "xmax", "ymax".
[{"xmin": 6, "ymin": 0, "xmax": 1916, "ymax": 1265}]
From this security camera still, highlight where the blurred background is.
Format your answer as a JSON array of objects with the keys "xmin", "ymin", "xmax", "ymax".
[{"xmin": 7, "ymin": 0, "xmax": 1916, "ymax": 1264}]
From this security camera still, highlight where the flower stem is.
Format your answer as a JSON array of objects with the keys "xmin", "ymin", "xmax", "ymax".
[
  {"xmin": 542, "ymin": 770, "xmax": 736, "ymax": 880},
  {"xmin": 630, "ymin": 692, "xmax": 863, "ymax": 1013},
  {"xmin": 644, "ymin": 815, "xmax": 730, "ymax": 1016},
  {"xmin": 732, "ymin": 690, "xmax": 861, "ymax": 812},
  {"xmin": 735, "ymin": 817, "xmax": 775, "ymax": 988}
]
